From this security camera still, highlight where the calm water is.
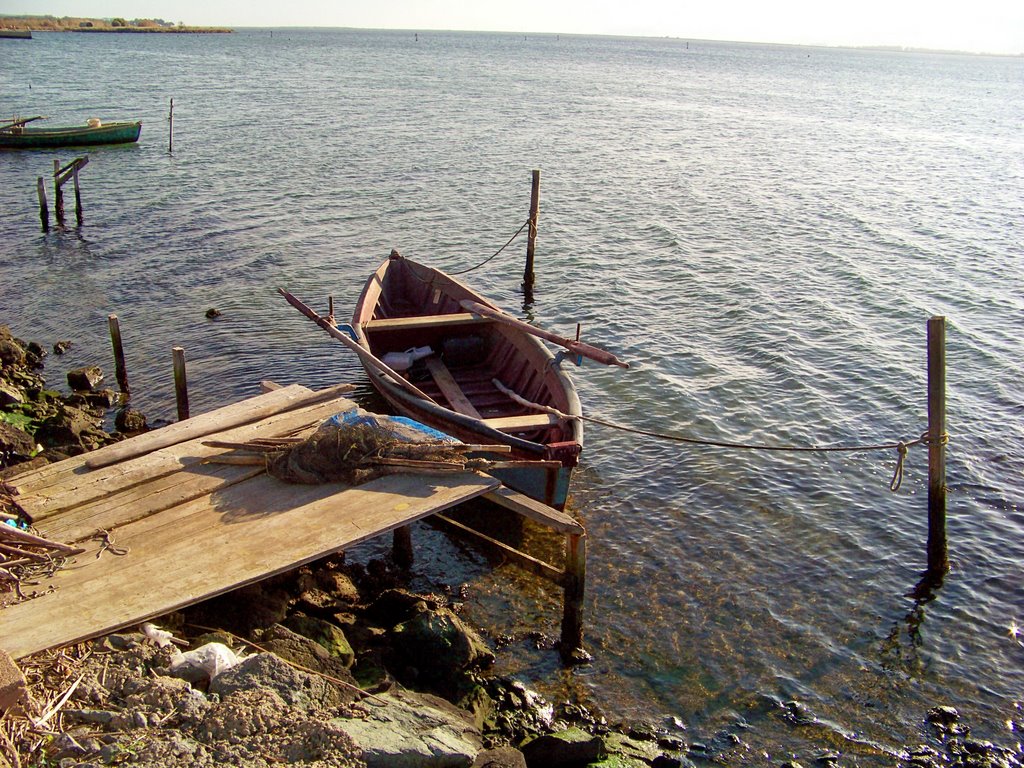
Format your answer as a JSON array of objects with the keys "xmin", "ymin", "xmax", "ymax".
[{"xmin": 1, "ymin": 29, "xmax": 1022, "ymax": 763}]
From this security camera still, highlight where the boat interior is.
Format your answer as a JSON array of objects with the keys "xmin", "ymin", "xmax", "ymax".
[{"xmin": 361, "ymin": 267, "xmax": 575, "ymax": 446}]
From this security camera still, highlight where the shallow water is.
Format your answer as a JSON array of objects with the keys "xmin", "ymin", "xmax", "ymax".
[{"xmin": 1, "ymin": 29, "xmax": 1021, "ymax": 761}]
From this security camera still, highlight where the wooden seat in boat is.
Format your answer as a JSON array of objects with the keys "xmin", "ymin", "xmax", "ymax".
[{"xmin": 363, "ymin": 312, "xmax": 487, "ymax": 331}]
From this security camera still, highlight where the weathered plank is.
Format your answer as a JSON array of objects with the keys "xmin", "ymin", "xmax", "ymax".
[
  {"xmin": 482, "ymin": 413, "xmax": 560, "ymax": 431},
  {"xmin": 424, "ymin": 357, "xmax": 482, "ymax": 418},
  {"xmin": 1, "ymin": 471, "xmax": 499, "ymax": 660},
  {"xmin": 363, "ymin": 313, "xmax": 488, "ymax": 331},
  {"xmin": 482, "ymin": 486, "xmax": 584, "ymax": 535},
  {"xmin": 82, "ymin": 383, "xmax": 354, "ymax": 470},
  {"xmin": 17, "ymin": 396, "xmax": 356, "ymax": 525}
]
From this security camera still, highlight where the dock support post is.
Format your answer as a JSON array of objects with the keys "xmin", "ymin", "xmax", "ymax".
[
  {"xmin": 392, "ymin": 526, "xmax": 414, "ymax": 569},
  {"xmin": 926, "ymin": 316, "xmax": 948, "ymax": 577},
  {"xmin": 172, "ymin": 346, "xmax": 190, "ymax": 421},
  {"xmin": 560, "ymin": 532, "xmax": 588, "ymax": 663},
  {"xmin": 168, "ymin": 98, "xmax": 174, "ymax": 155},
  {"xmin": 108, "ymin": 314, "xmax": 130, "ymax": 395},
  {"xmin": 523, "ymin": 169, "xmax": 540, "ymax": 296},
  {"xmin": 53, "ymin": 159, "xmax": 64, "ymax": 224},
  {"xmin": 73, "ymin": 165, "xmax": 83, "ymax": 224},
  {"xmin": 36, "ymin": 177, "xmax": 48, "ymax": 231}
]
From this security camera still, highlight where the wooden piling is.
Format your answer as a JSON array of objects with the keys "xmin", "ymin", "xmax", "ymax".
[
  {"xmin": 73, "ymin": 165, "xmax": 83, "ymax": 224},
  {"xmin": 108, "ymin": 314, "xmax": 130, "ymax": 395},
  {"xmin": 172, "ymin": 347, "xmax": 190, "ymax": 421},
  {"xmin": 53, "ymin": 159, "xmax": 64, "ymax": 224},
  {"xmin": 926, "ymin": 316, "xmax": 948, "ymax": 576},
  {"xmin": 168, "ymin": 98, "xmax": 174, "ymax": 155},
  {"xmin": 36, "ymin": 177, "xmax": 48, "ymax": 231},
  {"xmin": 560, "ymin": 532, "xmax": 587, "ymax": 662},
  {"xmin": 392, "ymin": 526, "xmax": 414, "ymax": 569},
  {"xmin": 523, "ymin": 169, "xmax": 540, "ymax": 294}
]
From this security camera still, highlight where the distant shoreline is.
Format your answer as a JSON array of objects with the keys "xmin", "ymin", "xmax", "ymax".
[{"xmin": 0, "ymin": 15, "xmax": 231, "ymax": 33}]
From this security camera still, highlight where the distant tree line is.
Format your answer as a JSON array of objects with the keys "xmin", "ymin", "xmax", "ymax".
[{"xmin": 0, "ymin": 15, "xmax": 230, "ymax": 32}]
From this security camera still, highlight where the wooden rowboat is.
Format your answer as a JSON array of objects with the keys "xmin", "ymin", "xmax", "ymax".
[
  {"xmin": 351, "ymin": 250, "xmax": 585, "ymax": 509},
  {"xmin": 0, "ymin": 117, "xmax": 141, "ymax": 149}
]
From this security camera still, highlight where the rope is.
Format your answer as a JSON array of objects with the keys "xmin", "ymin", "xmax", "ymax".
[
  {"xmin": 492, "ymin": 378, "xmax": 948, "ymax": 493},
  {"xmin": 404, "ymin": 219, "xmax": 530, "ymax": 284}
]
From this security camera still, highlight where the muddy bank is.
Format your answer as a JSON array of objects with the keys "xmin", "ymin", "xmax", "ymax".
[{"xmin": 1, "ymin": 325, "xmax": 1020, "ymax": 768}]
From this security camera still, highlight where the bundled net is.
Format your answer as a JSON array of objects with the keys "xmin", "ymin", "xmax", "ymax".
[
  {"xmin": 266, "ymin": 420, "xmax": 475, "ymax": 485},
  {"xmin": 203, "ymin": 409, "xmax": 537, "ymax": 487}
]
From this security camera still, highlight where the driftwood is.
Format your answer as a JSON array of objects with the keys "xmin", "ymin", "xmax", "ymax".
[{"xmin": 0, "ymin": 517, "xmax": 84, "ymax": 598}]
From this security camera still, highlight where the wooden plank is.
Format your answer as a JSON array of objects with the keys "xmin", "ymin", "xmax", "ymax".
[
  {"xmin": 434, "ymin": 513, "xmax": 566, "ymax": 585},
  {"xmin": 363, "ymin": 313, "xmax": 488, "ymax": 331},
  {"xmin": 482, "ymin": 413, "xmax": 560, "ymax": 431},
  {"xmin": 82, "ymin": 383, "xmax": 354, "ymax": 470},
  {"xmin": 483, "ymin": 486, "xmax": 585, "ymax": 535},
  {"xmin": 36, "ymin": 461, "xmax": 265, "ymax": 545},
  {"xmin": 1, "ymin": 471, "xmax": 500, "ymax": 660},
  {"xmin": 424, "ymin": 357, "xmax": 482, "ymax": 418},
  {"xmin": 17, "ymin": 395, "xmax": 357, "ymax": 524}
]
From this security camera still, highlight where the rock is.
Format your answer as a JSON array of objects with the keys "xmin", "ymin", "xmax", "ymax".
[
  {"xmin": 520, "ymin": 727, "xmax": 605, "ymax": 767},
  {"xmin": 367, "ymin": 588, "xmax": 436, "ymax": 626},
  {"xmin": 602, "ymin": 731, "xmax": 668, "ymax": 765},
  {"xmin": 283, "ymin": 613, "xmax": 356, "ymax": 668},
  {"xmin": 208, "ymin": 651, "xmax": 348, "ymax": 711},
  {"xmin": 0, "ymin": 328, "xmax": 27, "ymax": 368},
  {"xmin": 334, "ymin": 686, "xmax": 482, "ymax": 768},
  {"xmin": 0, "ymin": 421, "xmax": 36, "ymax": 467},
  {"xmin": 205, "ymin": 308, "xmax": 222, "ymax": 319},
  {"xmin": 115, "ymin": 407, "xmax": 147, "ymax": 433},
  {"xmin": 53, "ymin": 340, "xmax": 72, "ymax": 355},
  {"xmin": 258, "ymin": 624, "xmax": 361, "ymax": 703},
  {"xmin": 67, "ymin": 365, "xmax": 104, "ymax": 391},
  {"xmin": 389, "ymin": 605, "xmax": 494, "ymax": 691},
  {"xmin": 472, "ymin": 746, "xmax": 528, "ymax": 768},
  {"xmin": 0, "ymin": 380, "xmax": 24, "ymax": 406}
]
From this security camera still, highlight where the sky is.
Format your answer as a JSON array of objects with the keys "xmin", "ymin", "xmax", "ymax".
[{"xmin": 6, "ymin": 0, "xmax": 1024, "ymax": 55}]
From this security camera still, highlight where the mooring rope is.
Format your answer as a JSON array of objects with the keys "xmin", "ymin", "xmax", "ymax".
[
  {"xmin": 405, "ymin": 219, "xmax": 530, "ymax": 283},
  {"xmin": 446, "ymin": 218, "xmax": 530, "ymax": 275},
  {"xmin": 492, "ymin": 378, "xmax": 948, "ymax": 493}
]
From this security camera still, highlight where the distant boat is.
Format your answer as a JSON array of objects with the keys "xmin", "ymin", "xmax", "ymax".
[
  {"xmin": 0, "ymin": 117, "xmax": 141, "ymax": 149},
  {"xmin": 0, "ymin": 30, "xmax": 32, "ymax": 39}
]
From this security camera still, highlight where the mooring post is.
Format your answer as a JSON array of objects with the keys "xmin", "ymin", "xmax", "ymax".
[
  {"xmin": 168, "ymin": 98, "xmax": 174, "ymax": 155},
  {"xmin": 172, "ymin": 346, "xmax": 190, "ymax": 421},
  {"xmin": 560, "ymin": 532, "xmax": 587, "ymax": 662},
  {"xmin": 523, "ymin": 169, "xmax": 541, "ymax": 295},
  {"xmin": 73, "ymin": 165, "xmax": 83, "ymax": 225},
  {"xmin": 392, "ymin": 526, "xmax": 414, "ymax": 569},
  {"xmin": 926, "ymin": 316, "xmax": 948, "ymax": 576},
  {"xmin": 53, "ymin": 159, "xmax": 64, "ymax": 224},
  {"xmin": 36, "ymin": 176, "xmax": 48, "ymax": 231},
  {"xmin": 108, "ymin": 314, "xmax": 130, "ymax": 395}
]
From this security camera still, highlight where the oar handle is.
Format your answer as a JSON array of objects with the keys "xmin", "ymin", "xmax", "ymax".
[
  {"xmin": 460, "ymin": 300, "xmax": 629, "ymax": 369},
  {"xmin": 278, "ymin": 288, "xmax": 439, "ymax": 405}
]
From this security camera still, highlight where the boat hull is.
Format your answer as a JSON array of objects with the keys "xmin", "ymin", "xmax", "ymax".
[
  {"xmin": 353, "ymin": 253, "xmax": 582, "ymax": 509},
  {"xmin": 0, "ymin": 121, "xmax": 142, "ymax": 149}
]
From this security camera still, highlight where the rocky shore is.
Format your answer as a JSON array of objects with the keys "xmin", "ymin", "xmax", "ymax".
[{"xmin": 1, "ymin": 324, "xmax": 1020, "ymax": 768}]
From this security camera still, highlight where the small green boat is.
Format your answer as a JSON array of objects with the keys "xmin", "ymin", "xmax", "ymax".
[{"xmin": 0, "ymin": 117, "xmax": 142, "ymax": 149}]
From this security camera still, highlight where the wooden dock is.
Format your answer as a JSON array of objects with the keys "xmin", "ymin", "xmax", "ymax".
[{"xmin": 0, "ymin": 382, "xmax": 586, "ymax": 661}]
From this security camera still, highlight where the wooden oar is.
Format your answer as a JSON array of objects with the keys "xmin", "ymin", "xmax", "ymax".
[
  {"xmin": 277, "ymin": 288, "xmax": 440, "ymax": 406},
  {"xmin": 1, "ymin": 116, "xmax": 46, "ymax": 131},
  {"xmin": 460, "ymin": 300, "xmax": 629, "ymax": 368}
]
